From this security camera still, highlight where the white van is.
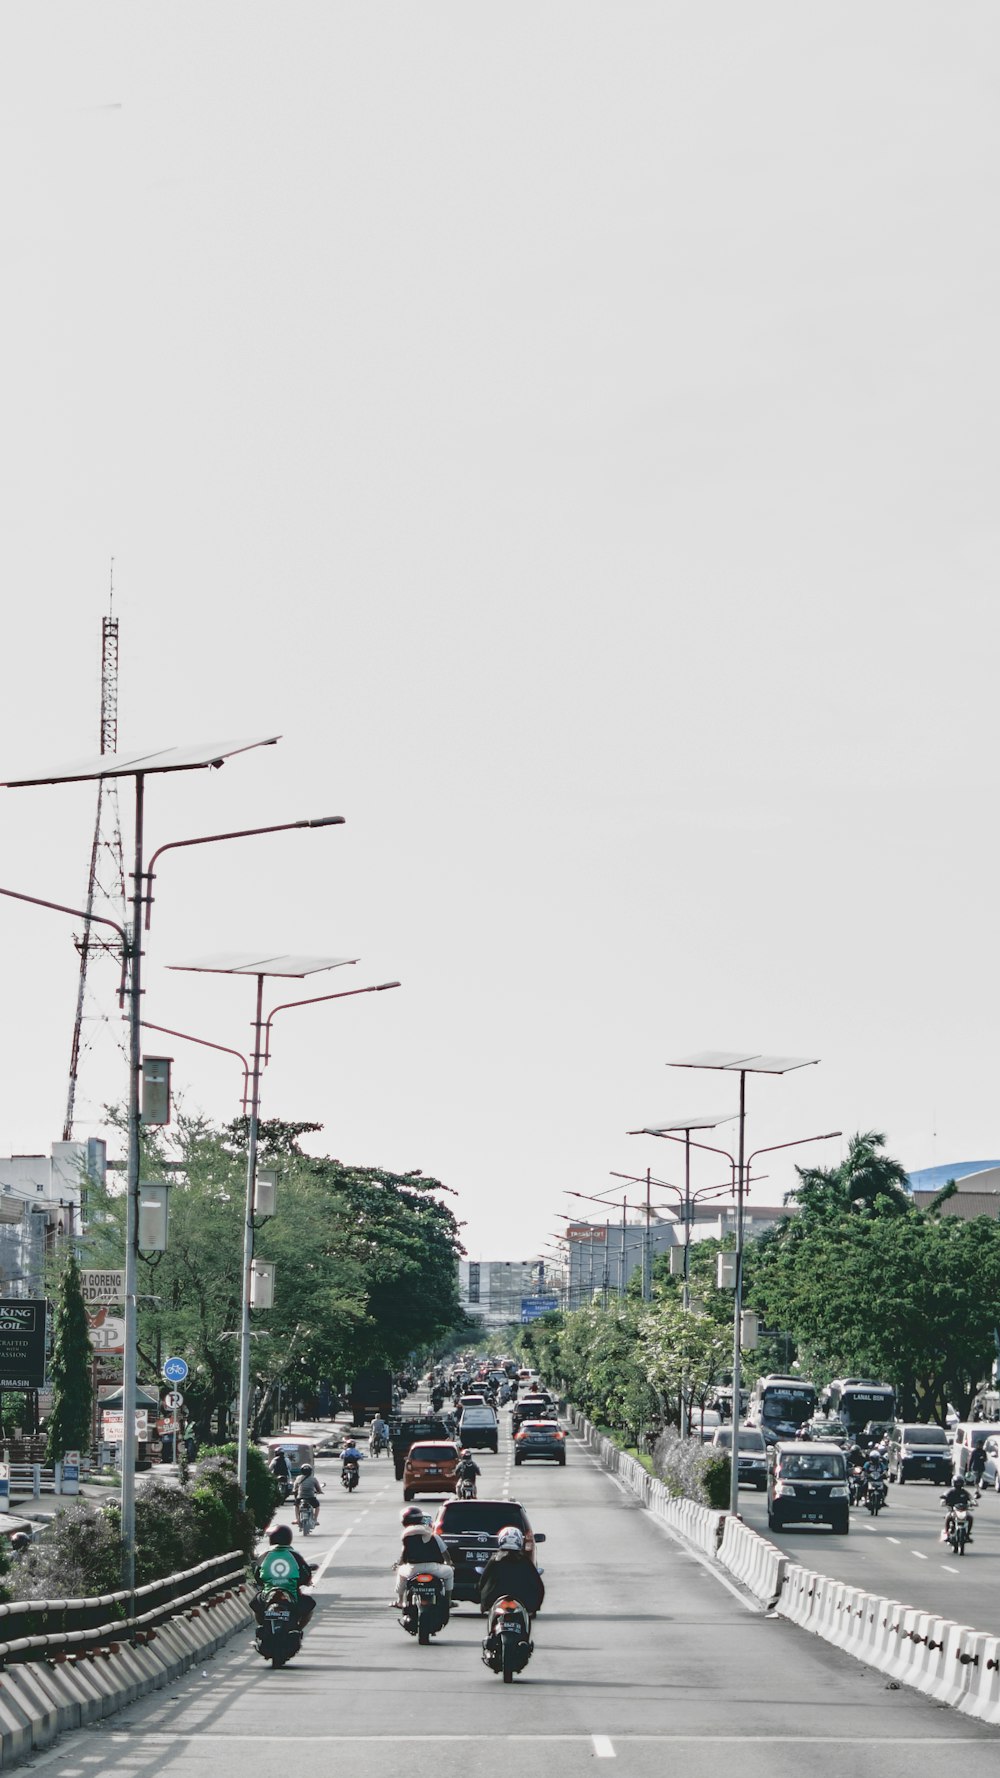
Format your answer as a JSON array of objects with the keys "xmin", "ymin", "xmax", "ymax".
[{"xmin": 951, "ymin": 1422, "xmax": 994, "ymax": 1477}]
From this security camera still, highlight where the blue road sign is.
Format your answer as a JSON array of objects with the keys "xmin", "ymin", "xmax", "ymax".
[
  {"xmin": 520, "ymin": 1296, "xmax": 559, "ymax": 1323},
  {"xmin": 162, "ymin": 1356, "xmax": 189, "ymax": 1383}
]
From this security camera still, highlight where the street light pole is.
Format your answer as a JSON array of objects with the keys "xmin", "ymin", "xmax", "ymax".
[{"xmin": 121, "ymin": 773, "xmax": 145, "ymax": 1589}]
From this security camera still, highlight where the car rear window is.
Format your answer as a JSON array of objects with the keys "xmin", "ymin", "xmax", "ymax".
[
  {"xmin": 437, "ymin": 1502, "xmax": 528, "ymax": 1534},
  {"xmin": 902, "ymin": 1425, "xmax": 947, "ymax": 1445},
  {"xmin": 409, "ymin": 1445, "xmax": 456, "ymax": 1462},
  {"xmin": 521, "ymin": 1421, "xmax": 559, "ymax": 1433}
]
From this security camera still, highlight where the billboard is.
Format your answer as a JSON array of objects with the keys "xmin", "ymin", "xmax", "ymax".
[
  {"xmin": 520, "ymin": 1296, "xmax": 560, "ymax": 1323},
  {"xmin": 80, "ymin": 1269, "xmax": 125, "ymax": 1307},
  {"xmin": 0, "ymin": 1299, "xmax": 47, "ymax": 1389}
]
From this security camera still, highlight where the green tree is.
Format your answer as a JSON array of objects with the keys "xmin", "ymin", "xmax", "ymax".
[{"xmin": 46, "ymin": 1253, "xmax": 93, "ymax": 1465}]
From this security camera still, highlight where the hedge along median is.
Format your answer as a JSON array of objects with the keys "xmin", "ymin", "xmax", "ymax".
[{"xmin": 568, "ymin": 1404, "xmax": 1000, "ymax": 1726}]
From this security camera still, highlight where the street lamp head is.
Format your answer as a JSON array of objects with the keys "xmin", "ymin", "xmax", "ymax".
[{"xmin": 300, "ymin": 816, "xmax": 346, "ymax": 828}]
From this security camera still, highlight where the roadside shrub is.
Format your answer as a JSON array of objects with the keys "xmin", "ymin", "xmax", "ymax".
[
  {"xmin": 198, "ymin": 1442, "xmax": 279, "ymax": 1533},
  {"xmin": 653, "ymin": 1428, "xmax": 730, "ymax": 1508},
  {"xmin": 190, "ymin": 1486, "xmax": 233, "ymax": 1560},
  {"xmin": 134, "ymin": 1480, "xmax": 200, "ymax": 1584},
  {"xmin": 194, "ymin": 1454, "xmax": 256, "ymax": 1557},
  {"xmin": 13, "ymin": 1501, "xmax": 121, "ymax": 1602}
]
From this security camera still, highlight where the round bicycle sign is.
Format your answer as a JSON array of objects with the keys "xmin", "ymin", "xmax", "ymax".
[{"xmin": 162, "ymin": 1357, "xmax": 188, "ymax": 1384}]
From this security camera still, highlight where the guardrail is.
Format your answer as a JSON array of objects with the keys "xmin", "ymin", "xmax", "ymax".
[
  {"xmin": 567, "ymin": 1403, "xmax": 1000, "ymax": 1726},
  {"xmin": 0, "ymin": 1549, "xmax": 247, "ymax": 1666}
]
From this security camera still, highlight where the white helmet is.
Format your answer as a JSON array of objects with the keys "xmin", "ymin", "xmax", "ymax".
[{"xmin": 496, "ymin": 1526, "xmax": 524, "ymax": 1551}]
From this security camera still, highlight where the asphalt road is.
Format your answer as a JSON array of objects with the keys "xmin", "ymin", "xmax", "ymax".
[
  {"xmin": 27, "ymin": 1408, "xmax": 1000, "ymax": 1778},
  {"xmin": 738, "ymin": 1468, "xmax": 1000, "ymax": 1634}
]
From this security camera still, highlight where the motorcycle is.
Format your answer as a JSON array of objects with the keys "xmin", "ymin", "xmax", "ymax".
[
  {"xmin": 456, "ymin": 1477, "xmax": 477, "ymax": 1500},
  {"xmin": 298, "ymin": 1499, "xmax": 318, "ymax": 1536},
  {"xmin": 866, "ymin": 1473, "xmax": 887, "ymax": 1516},
  {"xmin": 254, "ymin": 1587, "xmax": 305, "ymax": 1667},
  {"xmin": 369, "ymin": 1430, "xmax": 388, "ymax": 1458},
  {"xmin": 482, "ymin": 1595, "xmax": 533, "ymax": 1683},
  {"xmin": 848, "ymin": 1466, "xmax": 867, "ymax": 1507},
  {"xmin": 341, "ymin": 1462, "xmax": 360, "ymax": 1493},
  {"xmin": 400, "ymin": 1571, "xmax": 450, "ymax": 1645},
  {"xmin": 947, "ymin": 1503, "xmax": 971, "ymax": 1556}
]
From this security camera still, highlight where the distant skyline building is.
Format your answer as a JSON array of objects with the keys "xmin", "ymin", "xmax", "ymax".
[{"xmin": 906, "ymin": 1162, "xmax": 1000, "ymax": 1193}]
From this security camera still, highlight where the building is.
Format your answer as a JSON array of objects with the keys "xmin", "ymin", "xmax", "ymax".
[
  {"xmin": 458, "ymin": 1258, "xmax": 567, "ymax": 1331},
  {"xmin": 910, "ymin": 1165, "xmax": 1000, "ymax": 1221},
  {"xmin": 0, "ymin": 1139, "xmax": 105, "ymax": 1296},
  {"xmin": 562, "ymin": 1202, "xmax": 794, "ymax": 1307}
]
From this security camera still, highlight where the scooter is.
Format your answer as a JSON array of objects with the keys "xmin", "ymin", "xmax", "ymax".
[
  {"xmin": 456, "ymin": 1477, "xmax": 477, "ymax": 1500},
  {"xmin": 341, "ymin": 1462, "xmax": 360, "ymax": 1493},
  {"xmin": 399, "ymin": 1571, "xmax": 450, "ymax": 1645},
  {"xmin": 254, "ymin": 1587, "xmax": 304, "ymax": 1667},
  {"xmin": 866, "ymin": 1473, "xmax": 887, "ymax": 1516},
  {"xmin": 482, "ymin": 1595, "xmax": 533, "ymax": 1683},
  {"xmin": 299, "ymin": 1499, "xmax": 318, "ymax": 1535}
]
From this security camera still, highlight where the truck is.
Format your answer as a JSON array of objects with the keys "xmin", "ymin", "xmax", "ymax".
[{"xmin": 349, "ymin": 1369, "xmax": 394, "ymax": 1425}]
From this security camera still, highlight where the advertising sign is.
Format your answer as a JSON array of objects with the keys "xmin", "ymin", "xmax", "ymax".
[
  {"xmin": 101, "ymin": 1410, "xmax": 148, "ymax": 1443},
  {"xmin": 520, "ymin": 1296, "xmax": 560, "ymax": 1323},
  {"xmin": 0, "ymin": 1299, "xmax": 47, "ymax": 1389},
  {"xmin": 87, "ymin": 1311, "xmax": 126, "ymax": 1354},
  {"xmin": 565, "ymin": 1224, "xmax": 606, "ymax": 1243},
  {"xmin": 79, "ymin": 1270, "xmax": 125, "ymax": 1307}
]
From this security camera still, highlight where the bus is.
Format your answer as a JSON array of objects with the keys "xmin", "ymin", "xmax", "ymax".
[
  {"xmin": 819, "ymin": 1378, "xmax": 895, "ymax": 1438},
  {"xmin": 749, "ymin": 1373, "xmax": 818, "ymax": 1442}
]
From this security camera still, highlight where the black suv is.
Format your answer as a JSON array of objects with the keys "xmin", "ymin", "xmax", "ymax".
[
  {"xmin": 511, "ymin": 1394, "xmax": 553, "ymax": 1431},
  {"xmin": 390, "ymin": 1417, "xmax": 453, "ymax": 1481},
  {"xmin": 432, "ymin": 1498, "xmax": 545, "ymax": 1602},
  {"xmin": 766, "ymin": 1440, "xmax": 849, "ymax": 1534}
]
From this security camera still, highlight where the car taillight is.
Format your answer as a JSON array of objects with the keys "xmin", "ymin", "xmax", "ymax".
[{"xmin": 515, "ymin": 1431, "xmax": 525, "ymax": 1440}]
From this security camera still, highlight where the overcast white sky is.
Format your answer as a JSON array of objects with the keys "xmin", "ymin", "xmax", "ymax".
[{"xmin": 1, "ymin": 6, "xmax": 998, "ymax": 1257}]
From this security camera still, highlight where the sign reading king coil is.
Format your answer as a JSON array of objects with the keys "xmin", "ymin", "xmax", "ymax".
[{"xmin": 0, "ymin": 1299, "xmax": 47, "ymax": 1389}]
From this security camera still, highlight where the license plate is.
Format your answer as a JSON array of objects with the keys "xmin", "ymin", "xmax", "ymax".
[
  {"xmin": 411, "ymin": 1584, "xmax": 436, "ymax": 1598},
  {"xmin": 801, "ymin": 1511, "xmax": 825, "ymax": 1521},
  {"xmin": 267, "ymin": 1610, "xmax": 292, "ymax": 1623}
]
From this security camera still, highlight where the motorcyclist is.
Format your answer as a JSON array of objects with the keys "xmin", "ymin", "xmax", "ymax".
[
  {"xmin": 268, "ymin": 1447, "xmax": 291, "ymax": 1492},
  {"xmin": 846, "ymin": 1441, "xmax": 866, "ymax": 1472},
  {"xmin": 340, "ymin": 1438, "xmax": 365, "ymax": 1487},
  {"xmin": 292, "ymin": 1463, "xmax": 323, "ymax": 1527},
  {"xmin": 478, "ymin": 1526, "xmax": 545, "ymax": 1617},
  {"xmin": 863, "ymin": 1446, "xmax": 888, "ymax": 1504},
  {"xmin": 392, "ymin": 1505, "xmax": 455, "ymax": 1607},
  {"xmin": 253, "ymin": 1524, "xmax": 316, "ymax": 1628},
  {"xmin": 941, "ymin": 1475, "xmax": 975, "ymax": 1543},
  {"xmin": 455, "ymin": 1448, "xmax": 481, "ymax": 1493}
]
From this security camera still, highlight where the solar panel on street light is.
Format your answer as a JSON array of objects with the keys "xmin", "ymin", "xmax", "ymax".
[
  {"xmin": 168, "ymin": 952, "xmax": 358, "ymax": 978},
  {"xmin": 669, "ymin": 1051, "xmax": 818, "ymax": 1075},
  {"xmin": 2, "ymin": 735, "xmax": 280, "ymax": 787},
  {"xmin": 629, "ymin": 1113, "xmax": 736, "ymax": 1134}
]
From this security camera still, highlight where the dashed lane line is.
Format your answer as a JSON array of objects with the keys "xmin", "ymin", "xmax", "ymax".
[
  {"xmin": 313, "ymin": 1479, "xmax": 392, "ymax": 1581},
  {"xmin": 912, "ymin": 1551, "xmax": 928, "ymax": 1560}
]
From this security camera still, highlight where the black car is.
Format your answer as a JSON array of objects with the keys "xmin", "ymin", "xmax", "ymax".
[
  {"xmin": 390, "ymin": 1417, "xmax": 453, "ymax": 1481},
  {"xmin": 513, "ymin": 1421, "xmax": 567, "ymax": 1465},
  {"xmin": 511, "ymin": 1394, "xmax": 552, "ymax": 1431},
  {"xmin": 766, "ymin": 1440, "xmax": 850, "ymax": 1533},
  {"xmin": 432, "ymin": 1498, "xmax": 545, "ymax": 1602}
]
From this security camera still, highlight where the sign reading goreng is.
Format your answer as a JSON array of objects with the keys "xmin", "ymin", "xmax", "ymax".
[{"xmin": 0, "ymin": 1300, "xmax": 47, "ymax": 1389}]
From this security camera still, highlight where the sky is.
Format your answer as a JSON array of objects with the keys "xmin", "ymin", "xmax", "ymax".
[{"xmin": 1, "ymin": 5, "xmax": 998, "ymax": 1259}]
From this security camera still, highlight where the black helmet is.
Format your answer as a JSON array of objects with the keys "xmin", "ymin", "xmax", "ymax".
[
  {"xmin": 299, "ymin": 1464, "xmax": 313, "ymax": 1477},
  {"xmin": 268, "ymin": 1524, "xmax": 293, "ymax": 1546}
]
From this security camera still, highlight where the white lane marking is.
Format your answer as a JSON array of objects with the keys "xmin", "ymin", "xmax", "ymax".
[
  {"xmin": 312, "ymin": 1480, "xmax": 391, "ymax": 1580},
  {"xmin": 942, "ymin": 1564, "xmax": 960, "ymax": 1573},
  {"xmin": 911, "ymin": 1550, "xmax": 927, "ymax": 1560},
  {"xmin": 593, "ymin": 1736, "xmax": 616, "ymax": 1758},
  {"xmin": 98, "ymin": 1735, "xmax": 1000, "ymax": 1746},
  {"xmin": 886, "ymin": 1536, "xmax": 901, "ymax": 1544}
]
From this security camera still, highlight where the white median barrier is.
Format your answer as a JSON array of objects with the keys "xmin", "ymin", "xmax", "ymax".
[
  {"xmin": 958, "ymin": 1634, "xmax": 1000, "ymax": 1724},
  {"xmin": 930, "ymin": 1621, "xmax": 983, "ymax": 1709}
]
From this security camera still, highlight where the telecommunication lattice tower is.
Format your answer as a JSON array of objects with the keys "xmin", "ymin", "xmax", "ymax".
[{"xmin": 62, "ymin": 603, "xmax": 128, "ymax": 1141}]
